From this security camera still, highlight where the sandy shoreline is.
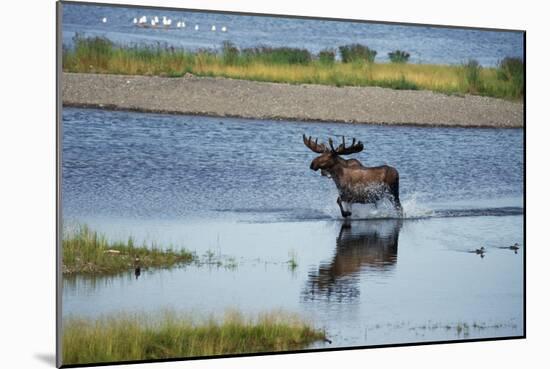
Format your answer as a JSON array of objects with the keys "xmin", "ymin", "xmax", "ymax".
[{"xmin": 62, "ymin": 72, "xmax": 524, "ymax": 128}]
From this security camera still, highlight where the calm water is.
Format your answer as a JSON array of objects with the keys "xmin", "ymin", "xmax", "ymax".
[
  {"xmin": 61, "ymin": 107, "xmax": 524, "ymax": 348},
  {"xmin": 62, "ymin": 3, "xmax": 523, "ymax": 66}
]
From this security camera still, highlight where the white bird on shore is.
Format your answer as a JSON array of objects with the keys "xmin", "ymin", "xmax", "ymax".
[
  {"xmin": 151, "ymin": 19, "xmax": 156, "ymax": 27},
  {"xmin": 211, "ymin": 25, "xmax": 216, "ymax": 31},
  {"xmin": 194, "ymin": 24, "xmax": 199, "ymax": 31},
  {"xmin": 133, "ymin": 18, "xmax": 137, "ymax": 24},
  {"xmin": 102, "ymin": 17, "xmax": 107, "ymax": 23},
  {"xmin": 139, "ymin": 16, "xmax": 147, "ymax": 24},
  {"xmin": 181, "ymin": 21, "xmax": 186, "ymax": 28},
  {"xmin": 176, "ymin": 21, "xmax": 181, "ymax": 28},
  {"xmin": 154, "ymin": 16, "xmax": 159, "ymax": 23},
  {"xmin": 221, "ymin": 26, "xmax": 227, "ymax": 32}
]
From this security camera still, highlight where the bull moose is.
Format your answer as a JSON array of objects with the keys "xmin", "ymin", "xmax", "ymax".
[{"xmin": 303, "ymin": 134, "xmax": 402, "ymax": 217}]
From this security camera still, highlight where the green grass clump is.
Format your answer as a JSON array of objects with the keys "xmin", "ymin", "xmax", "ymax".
[
  {"xmin": 221, "ymin": 41, "xmax": 240, "ymax": 65},
  {"xmin": 62, "ymin": 310, "xmax": 326, "ymax": 365},
  {"xmin": 241, "ymin": 46, "xmax": 312, "ymax": 65},
  {"xmin": 62, "ymin": 36, "xmax": 524, "ymax": 100},
  {"xmin": 62, "ymin": 225, "xmax": 195, "ymax": 274},
  {"xmin": 318, "ymin": 49, "xmax": 336, "ymax": 65},
  {"xmin": 287, "ymin": 250, "xmax": 298, "ymax": 271},
  {"xmin": 497, "ymin": 57, "xmax": 524, "ymax": 98},
  {"xmin": 463, "ymin": 59, "xmax": 482, "ymax": 94},
  {"xmin": 377, "ymin": 75, "xmax": 419, "ymax": 90},
  {"xmin": 339, "ymin": 44, "xmax": 377, "ymax": 63},
  {"xmin": 388, "ymin": 50, "xmax": 411, "ymax": 64}
]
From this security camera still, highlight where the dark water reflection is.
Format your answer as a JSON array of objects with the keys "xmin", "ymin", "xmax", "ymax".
[{"xmin": 304, "ymin": 220, "xmax": 400, "ymax": 302}]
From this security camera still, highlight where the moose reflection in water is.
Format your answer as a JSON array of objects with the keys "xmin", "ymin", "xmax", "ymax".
[
  {"xmin": 303, "ymin": 135, "xmax": 402, "ymax": 218},
  {"xmin": 302, "ymin": 219, "xmax": 401, "ymax": 303}
]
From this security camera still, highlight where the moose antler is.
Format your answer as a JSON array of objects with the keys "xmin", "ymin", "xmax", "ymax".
[
  {"xmin": 332, "ymin": 136, "xmax": 364, "ymax": 155},
  {"xmin": 303, "ymin": 134, "xmax": 328, "ymax": 153}
]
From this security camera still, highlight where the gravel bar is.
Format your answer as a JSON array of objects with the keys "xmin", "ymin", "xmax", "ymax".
[{"xmin": 62, "ymin": 72, "xmax": 524, "ymax": 128}]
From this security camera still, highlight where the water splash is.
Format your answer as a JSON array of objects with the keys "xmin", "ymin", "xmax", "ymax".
[{"xmin": 401, "ymin": 193, "xmax": 435, "ymax": 219}]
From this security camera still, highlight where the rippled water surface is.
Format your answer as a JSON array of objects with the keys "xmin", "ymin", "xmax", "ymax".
[
  {"xmin": 62, "ymin": 3, "xmax": 523, "ymax": 66},
  {"xmin": 62, "ymin": 107, "xmax": 524, "ymax": 348}
]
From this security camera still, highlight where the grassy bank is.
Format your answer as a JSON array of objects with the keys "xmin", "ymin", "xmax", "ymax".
[
  {"xmin": 62, "ymin": 225, "xmax": 195, "ymax": 274},
  {"xmin": 62, "ymin": 310, "xmax": 326, "ymax": 365},
  {"xmin": 62, "ymin": 36, "xmax": 524, "ymax": 100}
]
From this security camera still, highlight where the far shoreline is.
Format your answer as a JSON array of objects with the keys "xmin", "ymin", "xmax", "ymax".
[
  {"xmin": 63, "ymin": 102, "xmax": 523, "ymax": 130},
  {"xmin": 62, "ymin": 72, "xmax": 524, "ymax": 129}
]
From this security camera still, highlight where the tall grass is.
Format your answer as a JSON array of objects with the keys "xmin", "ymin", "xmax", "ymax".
[
  {"xmin": 497, "ymin": 57, "xmax": 524, "ymax": 98},
  {"xmin": 62, "ymin": 310, "xmax": 326, "ymax": 365},
  {"xmin": 339, "ymin": 44, "xmax": 377, "ymax": 63},
  {"xmin": 62, "ymin": 36, "xmax": 524, "ymax": 100},
  {"xmin": 463, "ymin": 59, "xmax": 482, "ymax": 94},
  {"xmin": 388, "ymin": 50, "xmax": 411, "ymax": 64},
  {"xmin": 62, "ymin": 225, "xmax": 195, "ymax": 274},
  {"xmin": 459, "ymin": 58, "xmax": 524, "ymax": 99},
  {"xmin": 241, "ymin": 46, "xmax": 312, "ymax": 65},
  {"xmin": 318, "ymin": 49, "xmax": 336, "ymax": 65}
]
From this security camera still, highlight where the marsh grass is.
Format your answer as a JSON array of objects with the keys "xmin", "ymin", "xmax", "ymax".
[
  {"xmin": 318, "ymin": 49, "xmax": 336, "ymax": 65},
  {"xmin": 62, "ymin": 225, "xmax": 195, "ymax": 274},
  {"xmin": 388, "ymin": 50, "xmax": 411, "ymax": 64},
  {"xmin": 463, "ymin": 59, "xmax": 482, "ymax": 94},
  {"xmin": 62, "ymin": 36, "xmax": 524, "ymax": 100},
  {"xmin": 62, "ymin": 310, "xmax": 326, "ymax": 365},
  {"xmin": 287, "ymin": 250, "xmax": 298, "ymax": 271},
  {"xmin": 407, "ymin": 320, "xmax": 518, "ymax": 338},
  {"xmin": 339, "ymin": 43, "xmax": 377, "ymax": 63},
  {"xmin": 497, "ymin": 57, "xmax": 524, "ymax": 98}
]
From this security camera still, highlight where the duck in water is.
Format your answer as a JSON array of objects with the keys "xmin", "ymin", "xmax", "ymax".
[
  {"xmin": 498, "ymin": 243, "xmax": 521, "ymax": 254},
  {"xmin": 509, "ymin": 243, "xmax": 520, "ymax": 252},
  {"xmin": 469, "ymin": 247, "xmax": 485, "ymax": 258}
]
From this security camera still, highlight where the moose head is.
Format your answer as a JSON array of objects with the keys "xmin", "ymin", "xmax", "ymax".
[{"xmin": 303, "ymin": 134, "xmax": 364, "ymax": 172}]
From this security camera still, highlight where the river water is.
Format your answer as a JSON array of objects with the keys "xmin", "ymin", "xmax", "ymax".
[
  {"xmin": 61, "ymin": 3, "xmax": 524, "ymax": 66},
  {"xmin": 61, "ymin": 107, "xmax": 524, "ymax": 348}
]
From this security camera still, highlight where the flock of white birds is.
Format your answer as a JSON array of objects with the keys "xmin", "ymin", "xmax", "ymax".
[{"xmin": 101, "ymin": 16, "xmax": 228, "ymax": 32}]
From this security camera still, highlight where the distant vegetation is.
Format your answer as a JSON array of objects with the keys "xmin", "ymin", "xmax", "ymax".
[
  {"xmin": 318, "ymin": 49, "xmax": 336, "ymax": 65},
  {"xmin": 62, "ymin": 35, "xmax": 524, "ymax": 100},
  {"xmin": 339, "ymin": 44, "xmax": 377, "ymax": 63},
  {"xmin": 62, "ymin": 225, "xmax": 195, "ymax": 274},
  {"xmin": 62, "ymin": 310, "xmax": 326, "ymax": 364},
  {"xmin": 388, "ymin": 50, "xmax": 411, "ymax": 64}
]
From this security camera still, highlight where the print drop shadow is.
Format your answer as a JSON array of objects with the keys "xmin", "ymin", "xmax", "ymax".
[{"xmin": 302, "ymin": 219, "xmax": 402, "ymax": 303}]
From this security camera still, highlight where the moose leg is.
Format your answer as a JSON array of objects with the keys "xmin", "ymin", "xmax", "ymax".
[
  {"xmin": 394, "ymin": 198, "xmax": 403, "ymax": 216},
  {"xmin": 337, "ymin": 196, "xmax": 351, "ymax": 218},
  {"xmin": 390, "ymin": 177, "xmax": 403, "ymax": 216},
  {"xmin": 390, "ymin": 187, "xmax": 403, "ymax": 216}
]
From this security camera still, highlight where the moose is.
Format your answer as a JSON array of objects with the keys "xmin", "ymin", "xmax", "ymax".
[{"xmin": 303, "ymin": 134, "xmax": 402, "ymax": 217}]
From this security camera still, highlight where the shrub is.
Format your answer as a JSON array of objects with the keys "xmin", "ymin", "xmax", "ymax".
[
  {"xmin": 222, "ymin": 41, "xmax": 240, "ymax": 65},
  {"xmin": 242, "ymin": 46, "xmax": 312, "ymax": 65},
  {"xmin": 318, "ymin": 49, "xmax": 335, "ymax": 65},
  {"xmin": 497, "ymin": 57, "xmax": 523, "ymax": 81},
  {"xmin": 339, "ymin": 44, "xmax": 377, "ymax": 63},
  {"xmin": 388, "ymin": 50, "xmax": 410, "ymax": 63},
  {"xmin": 497, "ymin": 57, "xmax": 524, "ymax": 97},
  {"xmin": 463, "ymin": 59, "xmax": 482, "ymax": 93},
  {"xmin": 71, "ymin": 34, "xmax": 114, "ymax": 70}
]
